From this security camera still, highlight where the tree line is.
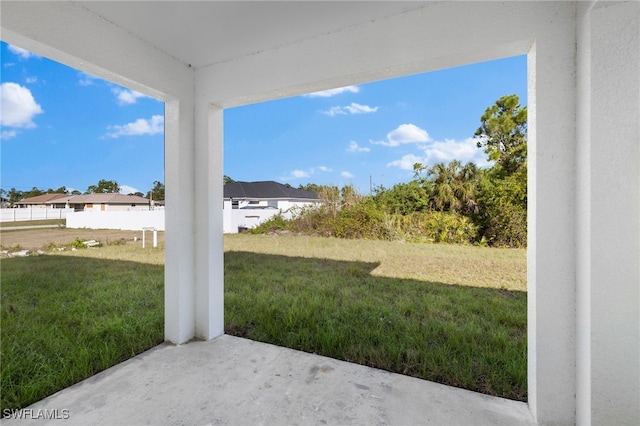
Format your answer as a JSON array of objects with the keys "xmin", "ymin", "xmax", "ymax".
[
  {"xmin": 1, "ymin": 180, "xmax": 165, "ymax": 205},
  {"xmin": 254, "ymin": 94, "xmax": 527, "ymax": 248}
]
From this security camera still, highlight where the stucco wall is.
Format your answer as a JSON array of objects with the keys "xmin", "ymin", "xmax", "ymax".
[{"xmin": 577, "ymin": 2, "xmax": 640, "ymax": 424}]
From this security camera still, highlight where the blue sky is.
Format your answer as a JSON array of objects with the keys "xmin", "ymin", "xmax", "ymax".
[{"xmin": 1, "ymin": 40, "xmax": 526, "ymax": 196}]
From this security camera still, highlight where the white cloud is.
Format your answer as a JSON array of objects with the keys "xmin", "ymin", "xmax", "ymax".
[
  {"xmin": 119, "ymin": 185, "xmax": 142, "ymax": 195},
  {"xmin": 347, "ymin": 141, "xmax": 370, "ymax": 153},
  {"xmin": 323, "ymin": 106, "xmax": 344, "ymax": 116},
  {"xmin": 25, "ymin": 76, "xmax": 38, "ymax": 84},
  {"xmin": 105, "ymin": 115, "xmax": 164, "ymax": 138},
  {"xmin": 323, "ymin": 102, "xmax": 378, "ymax": 116},
  {"xmin": 422, "ymin": 138, "xmax": 492, "ymax": 168},
  {"xmin": 387, "ymin": 154, "xmax": 424, "ymax": 170},
  {"xmin": 1, "ymin": 130, "xmax": 18, "ymax": 140},
  {"xmin": 387, "ymin": 138, "xmax": 493, "ymax": 171},
  {"xmin": 112, "ymin": 88, "xmax": 148, "ymax": 105},
  {"xmin": 344, "ymin": 103, "xmax": 377, "ymax": 114},
  {"xmin": 78, "ymin": 71, "xmax": 98, "ymax": 86},
  {"xmin": 282, "ymin": 165, "xmax": 333, "ymax": 182},
  {"xmin": 290, "ymin": 170, "xmax": 310, "ymax": 179},
  {"xmin": 304, "ymin": 85, "xmax": 359, "ymax": 98},
  {"xmin": 0, "ymin": 82, "xmax": 44, "ymax": 128},
  {"xmin": 371, "ymin": 123, "xmax": 431, "ymax": 147},
  {"xmin": 8, "ymin": 44, "xmax": 36, "ymax": 59},
  {"xmin": 341, "ymin": 171, "xmax": 355, "ymax": 178}
]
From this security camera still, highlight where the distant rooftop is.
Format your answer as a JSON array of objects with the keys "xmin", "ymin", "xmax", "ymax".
[
  {"xmin": 19, "ymin": 193, "xmax": 151, "ymax": 205},
  {"xmin": 224, "ymin": 181, "xmax": 319, "ymax": 200},
  {"xmin": 18, "ymin": 193, "xmax": 69, "ymax": 204}
]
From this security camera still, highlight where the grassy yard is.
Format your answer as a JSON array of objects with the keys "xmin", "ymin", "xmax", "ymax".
[
  {"xmin": 0, "ymin": 244, "xmax": 165, "ymax": 412},
  {"xmin": 1, "ymin": 232, "xmax": 527, "ymax": 413},
  {"xmin": 225, "ymin": 235, "xmax": 527, "ymax": 401}
]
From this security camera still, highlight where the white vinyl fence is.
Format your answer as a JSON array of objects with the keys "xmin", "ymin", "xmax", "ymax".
[
  {"xmin": 69, "ymin": 208, "xmax": 285, "ymax": 233},
  {"xmin": 0, "ymin": 207, "xmax": 72, "ymax": 222},
  {"xmin": 3, "ymin": 207, "xmax": 298, "ymax": 233},
  {"xmin": 66, "ymin": 210, "xmax": 165, "ymax": 231}
]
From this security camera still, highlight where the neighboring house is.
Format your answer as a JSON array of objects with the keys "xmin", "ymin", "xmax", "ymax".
[
  {"xmin": 224, "ymin": 180, "xmax": 319, "ymax": 210},
  {"xmin": 223, "ymin": 181, "xmax": 320, "ymax": 232},
  {"xmin": 16, "ymin": 193, "xmax": 69, "ymax": 208},
  {"xmin": 18, "ymin": 193, "xmax": 154, "ymax": 211},
  {"xmin": 65, "ymin": 194, "xmax": 155, "ymax": 211}
]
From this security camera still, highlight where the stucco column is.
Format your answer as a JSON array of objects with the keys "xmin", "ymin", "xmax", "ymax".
[
  {"xmin": 576, "ymin": 2, "xmax": 640, "ymax": 424},
  {"xmin": 193, "ymin": 96, "xmax": 225, "ymax": 340},
  {"xmin": 164, "ymin": 98, "xmax": 197, "ymax": 344},
  {"xmin": 526, "ymin": 5, "xmax": 578, "ymax": 423}
]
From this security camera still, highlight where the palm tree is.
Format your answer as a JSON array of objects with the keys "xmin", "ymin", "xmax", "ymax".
[
  {"xmin": 426, "ymin": 160, "xmax": 479, "ymax": 214},
  {"xmin": 456, "ymin": 162, "xmax": 480, "ymax": 214}
]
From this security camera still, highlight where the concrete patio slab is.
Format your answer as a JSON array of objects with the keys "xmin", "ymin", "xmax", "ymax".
[{"xmin": 3, "ymin": 335, "xmax": 535, "ymax": 425}]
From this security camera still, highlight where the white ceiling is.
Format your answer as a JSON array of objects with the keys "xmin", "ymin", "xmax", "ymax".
[{"xmin": 75, "ymin": 1, "xmax": 428, "ymax": 68}]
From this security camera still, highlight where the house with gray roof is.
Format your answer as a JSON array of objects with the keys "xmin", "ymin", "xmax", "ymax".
[{"xmin": 223, "ymin": 181, "xmax": 320, "ymax": 233}]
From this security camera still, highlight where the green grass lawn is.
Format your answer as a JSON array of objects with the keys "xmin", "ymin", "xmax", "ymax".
[
  {"xmin": 0, "ymin": 246, "xmax": 165, "ymax": 412},
  {"xmin": 225, "ymin": 235, "xmax": 527, "ymax": 401},
  {"xmin": 1, "ymin": 234, "xmax": 527, "ymax": 413}
]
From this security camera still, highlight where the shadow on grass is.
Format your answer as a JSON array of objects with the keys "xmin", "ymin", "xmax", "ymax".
[
  {"xmin": 225, "ymin": 251, "xmax": 527, "ymax": 402},
  {"xmin": 1, "ymin": 250, "xmax": 527, "ymax": 414},
  {"xmin": 1, "ymin": 255, "xmax": 164, "ymax": 413}
]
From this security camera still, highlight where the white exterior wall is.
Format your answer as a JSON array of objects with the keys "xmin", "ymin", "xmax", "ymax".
[
  {"xmin": 82, "ymin": 204, "xmax": 151, "ymax": 212},
  {"xmin": 222, "ymin": 199, "xmax": 319, "ymax": 233},
  {"xmin": 225, "ymin": 209, "xmax": 278, "ymax": 233},
  {"xmin": 3, "ymin": 2, "xmax": 639, "ymax": 424},
  {"xmin": 576, "ymin": 2, "xmax": 640, "ymax": 424},
  {"xmin": 277, "ymin": 200, "xmax": 319, "ymax": 216},
  {"xmin": 66, "ymin": 210, "xmax": 165, "ymax": 231}
]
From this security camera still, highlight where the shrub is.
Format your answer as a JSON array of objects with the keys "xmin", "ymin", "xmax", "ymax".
[
  {"xmin": 331, "ymin": 201, "xmax": 390, "ymax": 240},
  {"xmin": 382, "ymin": 212, "xmax": 478, "ymax": 244},
  {"xmin": 251, "ymin": 202, "xmax": 478, "ymax": 245},
  {"xmin": 251, "ymin": 214, "xmax": 291, "ymax": 234}
]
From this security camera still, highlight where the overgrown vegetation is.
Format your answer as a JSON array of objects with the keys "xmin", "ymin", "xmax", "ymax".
[{"xmin": 252, "ymin": 94, "xmax": 527, "ymax": 247}]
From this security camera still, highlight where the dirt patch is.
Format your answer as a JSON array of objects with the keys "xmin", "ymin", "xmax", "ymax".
[{"xmin": 0, "ymin": 228, "xmax": 165, "ymax": 251}]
